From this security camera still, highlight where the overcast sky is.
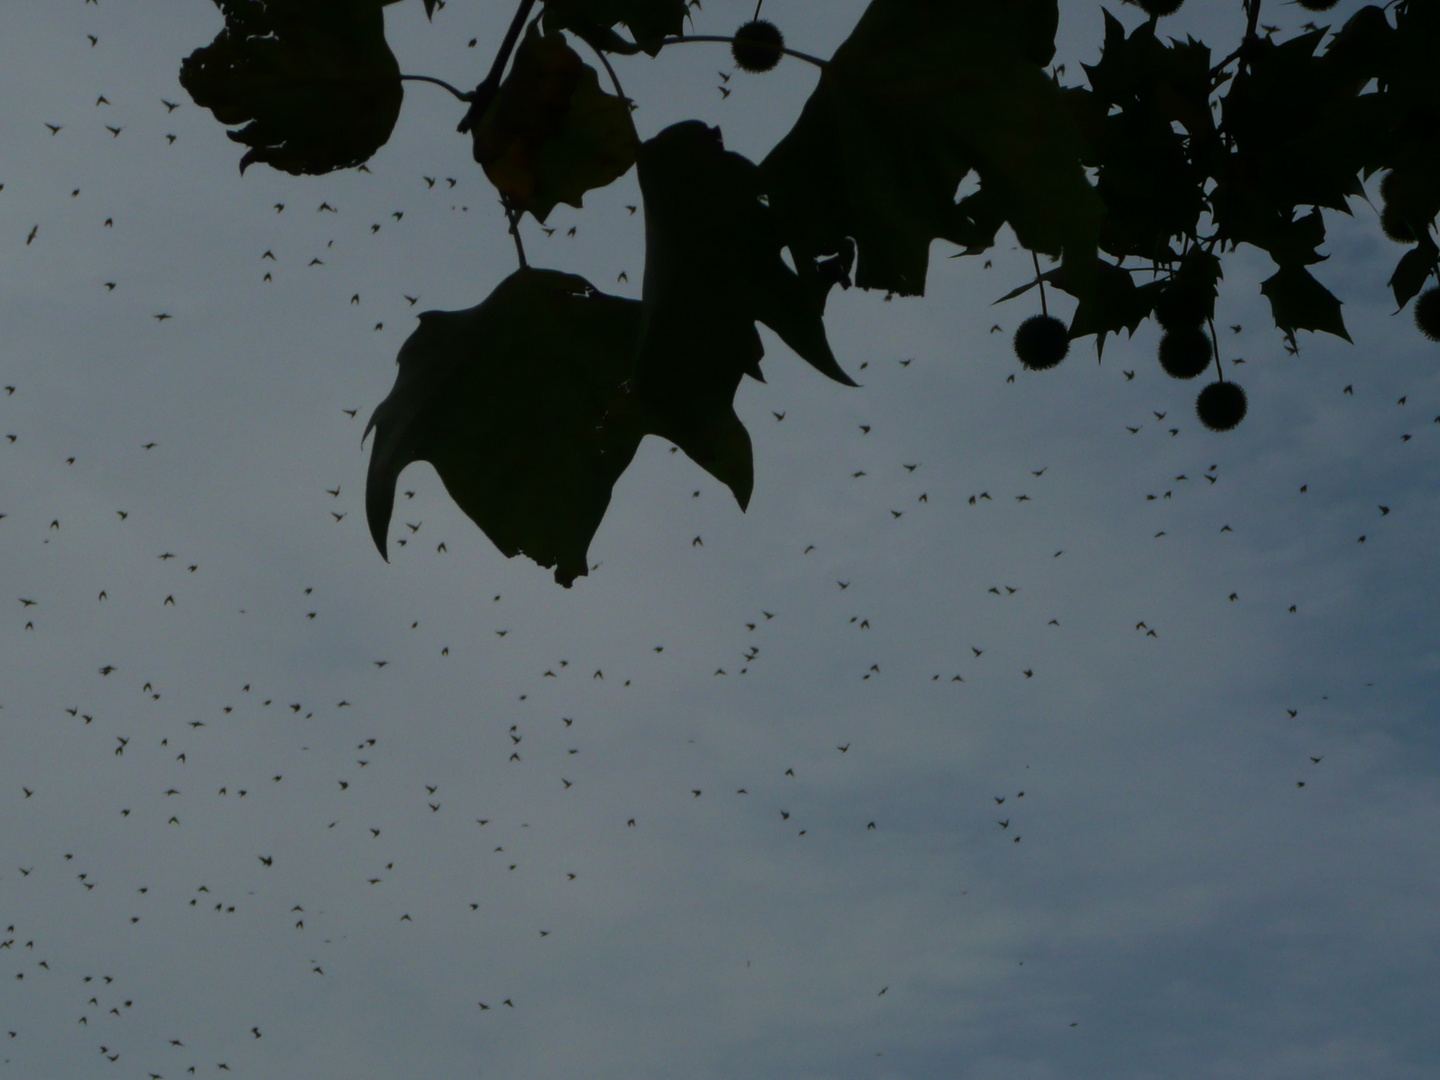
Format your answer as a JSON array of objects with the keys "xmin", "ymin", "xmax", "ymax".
[{"xmin": 2, "ymin": 1, "xmax": 1438, "ymax": 1078}]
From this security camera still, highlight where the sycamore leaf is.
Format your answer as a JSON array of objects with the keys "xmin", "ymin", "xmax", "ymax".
[
  {"xmin": 472, "ymin": 23, "xmax": 638, "ymax": 222},
  {"xmin": 1261, "ymin": 265, "xmax": 1351, "ymax": 343},
  {"xmin": 761, "ymin": 0, "xmax": 1100, "ymax": 296},
  {"xmin": 1064, "ymin": 259, "xmax": 1161, "ymax": 356},
  {"xmin": 180, "ymin": 0, "xmax": 403, "ymax": 175},
  {"xmin": 365, "ymin": 269, "xmax": 646, "ymax": 588},
  {"xmin": 541, "ymin": 0, "xmax": 689, "ymax": 56},
  {"xmin": 635, "ymin": 122, "xmax": 854, "ymax": 509}
]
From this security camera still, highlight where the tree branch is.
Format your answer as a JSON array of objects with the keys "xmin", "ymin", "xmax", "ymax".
[
  {"xmin": 456, "ymin": 0, "xmax": 539, "ymax": 136},
  {"xmin": 1241, "ymin": 0, "xmax": 1262, "ymax": 73}
]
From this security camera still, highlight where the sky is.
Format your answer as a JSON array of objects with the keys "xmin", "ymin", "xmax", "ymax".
[{"xmin": 2, "ymin": 1, "xmax": 1439, "ymax": 1078}]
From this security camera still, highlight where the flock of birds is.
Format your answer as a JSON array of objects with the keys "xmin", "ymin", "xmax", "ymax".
[{"xmin": 2, "ymin": 5, "xmax": 1435, "ymax": 1076}]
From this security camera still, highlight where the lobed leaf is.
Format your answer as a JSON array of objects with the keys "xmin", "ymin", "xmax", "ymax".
[{"xmin": 1260, "ymin": 265, "xmax": 1350, "ymax": 343}]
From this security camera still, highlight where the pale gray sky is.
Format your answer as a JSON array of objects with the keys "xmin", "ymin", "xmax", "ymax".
[{"xmin": 2, "ymin": 2, "xmax": 1438, "ymax": 1078}]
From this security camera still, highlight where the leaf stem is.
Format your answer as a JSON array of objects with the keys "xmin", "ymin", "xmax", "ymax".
[
  {"xmin": 659, "ymin": 35, "xmax": 827, "ymax": 69},
  {"xmin": 399, "ymin": 75, "xmax": 474, "ymax": 103},
  {"xmin": 584, "ymin": 38, "xmax": 629, "ymax": 103},
  {"xmin": 1033, "ymin": 252, "xmax": 1049, "ymax": 317},
  {"xmin": 1207, "ymin": 317, "xmax": 1224, "ymax": 381}
]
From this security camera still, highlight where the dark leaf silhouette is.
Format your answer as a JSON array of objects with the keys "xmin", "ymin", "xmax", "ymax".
[
  {"xmin": 542, "ymin": 0, "xmax": 689, "ymax": 56},
  {"xmin": 1261, "ymin": 265, "xmax": 1350, "ymax": 344},
  {"xmin": 761, "ymin": 0, "xmax": 1100, "ymax": 296},
  {"xmin": 472, "ymin": 23, "xmax": 639, "ymax": 221},
  {"xmin": 635, "ymin": 122, "xmax": 854, "ymax": 508},
  {"xmin": 365, "ymin": 269, "xmax": 646, "ymax": 587},
  {"xmin": 1063, "ymin": 258, "xmax": 1162, "ymax": 355},
  {"xmin": 180, "ymin": 0, "xmax": 404, "ymax": 175}
]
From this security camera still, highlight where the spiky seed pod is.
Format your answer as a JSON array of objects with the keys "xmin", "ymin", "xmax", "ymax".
[
  {"xmin": 1381, "ymin": 169, "xmax": 1440, "ymax": 243},
  {"xmin": 1013, "ymin": 314, "xmax": 1070, "ymax": 370},
  {"xmin": 1139, "ymin": 0, "xmax": 1184, "ymax": 15},
  {"xmin": 1415, "ymin": 286, "xmax": 1440, "ymax": 342},
  {"xmin": 731, "ymin": 20, "xmax": 784, "ymax": 73},
  {"xmin": 1196, "ymin": 381, "xmax": 1247, "ymax": 432},
  {"xmin": 1158, "ymin": 327, "xmax": 1212, "ymax": 379},
  {"xmin": 1381, "ymin": 204, "xmax": 1420, "ymax": 244},
  {"xmin": 1154, "ymin": 281, "xmax": 1207, "ymax": 332}
]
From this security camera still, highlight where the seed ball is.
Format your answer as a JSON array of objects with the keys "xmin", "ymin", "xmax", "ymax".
[
  {"xmin": 1196, "ymin": 381, "xmax": 1248, "ymax": 432},
  {"xmin": 731, "ymin": 20, "xmax": 784, "ymax": 73},
  {"xmin": 1154, "ymin": 283, "xmax": 1207, "ymax": 332},
  {"xmin": 1381, "ymin": 203, "xmax": 1420, "ymax": 244},
  {"xmin": 1158, "ymin": 327, "xmax": 1212, "ymax": 379},
  {"xmin": 1380, "ymin": 169, "xmax": 1410, "ymax": 208},
  {"xmin": 1416, "ymin": 286, "xmax": 1440, "ymax": 342},
  {"xmin": 1013, "ymin": 314, "xmax": 1070, "ymax": 370},
  {"xmin": 1139, "ymin": 0, "xmax": 1184, "ymax": 15},
  {"xmin": 1381, "ymin": 170, "xmax": 1440, "ymax": 236}
]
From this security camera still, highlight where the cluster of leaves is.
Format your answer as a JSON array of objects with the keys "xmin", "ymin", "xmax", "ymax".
[
  {"xmin": 1020, "ymin": 0, "xmax": 1440, "ymax": 434},
  {"xmin": 178, "ymin": 0, "xmax": 1440, "ymax": 585},
  {"xmin": 1055, "ymin": 0, "xmax": 1437, "ymax": 347}
]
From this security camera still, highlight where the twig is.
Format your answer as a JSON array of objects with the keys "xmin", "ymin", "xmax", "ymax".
[
  {"xmin": 1211, "ymin": 0, "xmax": 1265, "ymax": 80},
  {"xmin": 1241, "ymin": 0, "xmax": 1262, "ymax": 74},
  {"xmin": 658, "ymin": 35, "xmax": 827, "ymax": 69}
]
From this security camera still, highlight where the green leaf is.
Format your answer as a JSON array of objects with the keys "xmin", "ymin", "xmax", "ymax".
[
  {"xmin": 472, "ymin": 24, "xmax": 639, "ymax": 222},
  {"xmin": 364, "ymin": 268, "xmax": 647, "ymax": 588},
  {"xmin": 179, "ymin": 0, "xmax": 403, "ymax": 175},
  {"xmin": 1388, "ymin": 243, "xmax": 1438, "ymax": 310},
  {"xmin": 761, "ymin": 0, "xmax": 1100, "ymax": 296},
  {"xmin": 1260, "ymin": 265, "xmax": 1351, "ymax": 343},
  {"xmin": 541, "ymin": 0, "xmax": 688, "ymax": 56},
  {"xmin": 635, "ymin": 122, "xmax": 854, "ymax": 509}
]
